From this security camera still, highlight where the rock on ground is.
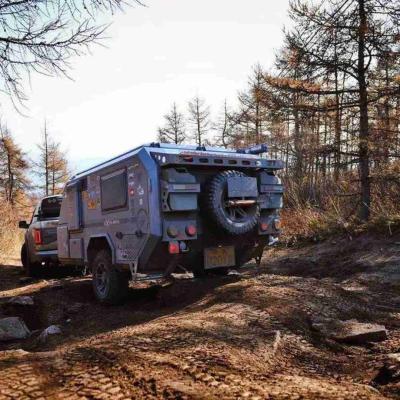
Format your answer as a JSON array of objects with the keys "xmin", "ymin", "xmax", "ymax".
[
  {"xmin": 38, "ymin": 325, "xmax": 62, "ymax": 343},
  {"xmin": 7, "ymin": 296, "xmax": 34, "ymax": 306},
  {"xmin": 0, "ymin": 317, "xmax": 31, "ymax": 341},
  {"xmin": 313, "ymin": 319, "xmax": 387, "ymax": 344}
]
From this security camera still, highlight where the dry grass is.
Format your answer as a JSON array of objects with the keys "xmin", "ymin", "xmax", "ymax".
[
  {"xmin": 280, "ymin": 164, "xmax": 400, "ymax": 244},
  {"xmin": 0, "ymin": 203, "xmax": 23, "ymax": 262}
]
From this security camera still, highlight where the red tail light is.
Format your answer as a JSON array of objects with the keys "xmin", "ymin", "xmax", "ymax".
[
  {"xmin": 33, "ymin": 229, "xmax": 42, "ymax": 245},
  {"xmin": 168, "ymin": 242, "xmax": 180, "ymax": 254},
  {"xmin": 185, "ymin": 225, "xmax": 197, "ymax": 237}
]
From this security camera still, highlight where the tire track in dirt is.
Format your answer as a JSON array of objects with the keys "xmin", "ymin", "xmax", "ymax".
[{"xmin": 2, "ymin": 236, "xmax": 400, "ymax": 399}]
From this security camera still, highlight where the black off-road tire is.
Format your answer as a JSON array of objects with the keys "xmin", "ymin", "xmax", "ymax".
[
  {"xmin": 21, "ymin": 243, "xmax": 28, "ymax": 270},
  {"xmin": 91, "ymin": 250, "xmax": 129, "ymax": 305},
  {"xmin": 21, "ymin": 243, "xmax": 42, "ymax": 277},
  {"xmin": 192, "ymin": 265, "xmax": 207, "ymax": 279},
  {"xmin": 205, "ymin": 170, "xmax": 260, "ymax": 236}
]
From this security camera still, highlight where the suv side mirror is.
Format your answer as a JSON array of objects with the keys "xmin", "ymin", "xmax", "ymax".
[{"xmin": 18, "ymin": 221, "xmax": 29, "ymax": 229}]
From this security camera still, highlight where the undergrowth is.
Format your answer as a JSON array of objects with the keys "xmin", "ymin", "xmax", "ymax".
[
  {"xmin": 0, "ymin": 203, "xmax": 24, "ymax": 262},
  {"xmin": 280, "ymin": 166, "xmax": 400, "ymax": 245}
]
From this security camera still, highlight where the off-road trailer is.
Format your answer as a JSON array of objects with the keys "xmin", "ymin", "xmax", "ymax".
[{"xmin": 57, "ymin": 143, "xmax": 284, "ymax": 304}]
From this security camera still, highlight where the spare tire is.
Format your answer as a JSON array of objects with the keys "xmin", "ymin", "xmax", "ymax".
[{"xmin": 205, "ymin": 170, "xmax": 260, "ymax": 235}]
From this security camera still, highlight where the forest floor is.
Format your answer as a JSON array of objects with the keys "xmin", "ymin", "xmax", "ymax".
[{"xmin": 1, "ymin": 235, "xmax": 400, "ymax": 399}]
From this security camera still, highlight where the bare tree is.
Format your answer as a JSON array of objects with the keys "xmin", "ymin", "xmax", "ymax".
[
  {"xmin": 188, "ymin": 95, "xmax": 211, "ymax": 147},
  {"xmin": 0, "ymin": 0, "xmax": 144, "ymax": 101},
  {"xmin": 213, "ymin": 100, "xmax": 235, "ymax": 148},
  {"xmin": 158, "ymin": 103, "xmax": 186, "ymax": 145},
  {"xmin": 35, "ymin": 122, "xmax": 69, "ymax": 196}
]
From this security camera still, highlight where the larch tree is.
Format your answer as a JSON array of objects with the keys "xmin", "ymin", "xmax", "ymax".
[
  {"xmin": 270, "ymin": 0, "xmax": 400, "ymax": 220},
  {"xmin": 0, "ymin": 124, "xmax": 29, "ymax": 206},
  {"xmin": 35, "ymin": 122, "xmax": 69, "ymax": 196},
  {"xmin": 235, "ymin": 64, "xmax": 270, "ymax": 147},
  {"xmin": 264, "ymin": 46, "xmax": 317, "ymax": 183},
  {"xmin": 158, "ymin": 103, "xmax": 186, "ymax": 145}
]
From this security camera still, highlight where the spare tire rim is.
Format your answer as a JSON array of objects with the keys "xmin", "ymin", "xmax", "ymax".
[
  {"xmin": 95, "ymin": 263, "xmax": 108, "ymax": 296},
  {"xmin": 222, "ymin": 189, "xmax": 258, "ymax": 224}
]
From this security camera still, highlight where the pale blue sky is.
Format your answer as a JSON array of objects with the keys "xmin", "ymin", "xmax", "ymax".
[{"xmin": 1, "ymin": 0, "xmax": 290, "ymax": 172}]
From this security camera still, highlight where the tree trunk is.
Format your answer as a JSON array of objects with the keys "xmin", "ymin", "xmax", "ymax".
[
  {"xmin": 44, "ymin": 123, "xmax": 49, "ymax": 196},
  {"xmin": 357, "ymin": 0, "xmax": 371, "ymax": 221},
  {"xmin": 293, "ymin": 105, "xmax": 303, "ymax": 181},
  {"xmin": 6, "ymin": 151, "xmax": 13, "ymax": 204},
  {"xmin": 334, "ymin": 34, "xmax": 342, "ymax": 181}
]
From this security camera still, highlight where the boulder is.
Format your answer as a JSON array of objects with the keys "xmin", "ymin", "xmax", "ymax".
[
  {"xmin": 7, "ymin": 296, "xmax": 34, "ymax": 306},
  {"xmin": 38, "ymin": 325, "xmax": 62, "ymax": 343},
  {"xmin": 333, "ymin": 320, "xmax": 387, "ymax": 344},
  {"xmin": 0, "ymin": 317, "xmax": 31, "ymax": 341},
  {"xmin": 313, "ymin": 319, "xmax": 387, "ymax": 345}
]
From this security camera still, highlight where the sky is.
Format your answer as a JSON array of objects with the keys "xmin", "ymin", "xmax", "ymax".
[{"xmin": 1, "ymin": 0, "xmax": 291, "ymax": 173}]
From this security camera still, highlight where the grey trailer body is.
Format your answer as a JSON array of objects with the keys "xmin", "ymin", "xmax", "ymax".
[{"xmin": 57, "ymin": 143, "xmax": 284, "ymax": 304}]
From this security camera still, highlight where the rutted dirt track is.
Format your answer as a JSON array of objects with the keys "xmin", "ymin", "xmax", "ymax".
[{"xmin": 1, "ymin": 236, "xmax": 400, "ymax": 399}]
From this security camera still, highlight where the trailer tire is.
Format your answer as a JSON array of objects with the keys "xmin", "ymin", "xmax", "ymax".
[
  {"xmin": 205, "ymin": 170, "xmax": 260, "ymax": 235},
  {"xmin": 92, "ymin": 250, "xmax": 129, "ymax": 305}
]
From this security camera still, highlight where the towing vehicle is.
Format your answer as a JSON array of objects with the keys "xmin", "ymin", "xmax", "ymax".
[
  {"xmin": 19, "ymin": 195, "xmax": 63, "ymax": 276},
  {"xmin": 57, "ymin": 143, "xmax": 284, "ymax": 304}
]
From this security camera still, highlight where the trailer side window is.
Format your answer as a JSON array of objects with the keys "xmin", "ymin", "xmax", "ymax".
[{"xmin": 101, "ymin": 169, "xmax": 127, "ymax": 212}]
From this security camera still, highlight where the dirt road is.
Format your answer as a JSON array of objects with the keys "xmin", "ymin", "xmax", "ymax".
[{"xmin": 1, "ymin": 235, "xmax": 400, "ymax": 399}]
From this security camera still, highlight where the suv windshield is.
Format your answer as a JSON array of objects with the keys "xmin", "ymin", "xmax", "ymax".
[{"xmin": 40, "ymin": 197, "xmax": 62, "ymax": 219}]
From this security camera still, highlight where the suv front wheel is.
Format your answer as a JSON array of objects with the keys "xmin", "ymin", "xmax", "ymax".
[{"xmin": 91, "ymin": 250, "xmax": 129, "ymax": 305}]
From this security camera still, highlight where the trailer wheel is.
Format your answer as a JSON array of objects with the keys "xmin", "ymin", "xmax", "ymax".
[
  {"xmin": 92, "ymin": 250, "xmax": 129, "ymax": 305},
  {"xmin": 205, "ymin": 170, "xmax": 260, "ymax": 235}
]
